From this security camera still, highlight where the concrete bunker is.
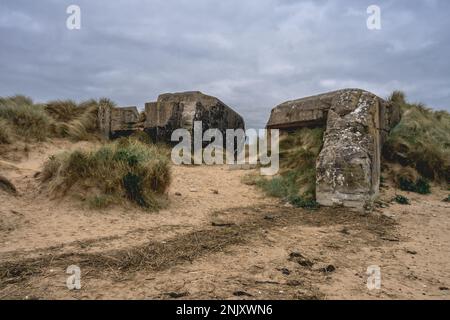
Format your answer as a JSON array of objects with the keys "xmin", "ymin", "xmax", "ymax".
[{"xmin": 267, "ymin": 89, "xmax": 401, "ymax": 209}]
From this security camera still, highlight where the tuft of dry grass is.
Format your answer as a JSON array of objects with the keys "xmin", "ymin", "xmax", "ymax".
[
  {"xmin": 254, "ymin": 128, "xmax": 324, "ymax": 203},
  {"xmin": 278, "ymin": 127, "xmax": 324, "ymax": 197},
  {"xmin": 0, "ymin": 119, "xmax": 13, "ymax": 144},
  {"xmin": 46, "ymin": 99, "xmax": 106, "ymax": 141},
  {"xmin": 41, "ymin": 138, "xmax": 171, "ymax": 210},
  {"xmin": 0, "ymin": 95, "xmax": 116, "ymax": 143},
  {"xmin": 0, "ymin": 95, "xmax": 53, "ymax": 141},
  {"xmin": 44, "ymin": 100, "xmax": 79, "ymax": 122},
  {"xmin": 383, "ymin": 91, "xmax": 450, "ymax": 183}
]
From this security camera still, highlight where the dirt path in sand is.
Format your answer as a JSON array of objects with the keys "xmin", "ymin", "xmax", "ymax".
[{"xmin": 1, "ymin": 141, "xmax": 449, "ymax": 300}]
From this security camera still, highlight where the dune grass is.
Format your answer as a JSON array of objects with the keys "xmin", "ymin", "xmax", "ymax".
[
  {"xmin": 0, "ymin": 95, "xmax": 53, "ymax": 141},
  {"xmin": 46, "ymin": 98, "xmax": 115, "ymax": 141},
  {"xmin": 0, "ymin": 119, "xmax": 13, "ymax": 144},
  {"xmin": 383, "ymin": 91, "xmax": 450, "ymax": 184},
  {"xmin": 248, "ymin": 127, "xmax": 324, "ymax": 208},
  {"xmin": 0, "ymin": 95, "xmax": 115, "ymax": 143},
  {"xmin": 41, "ymin": 138, "xmax": 171, "ymax": 210}
]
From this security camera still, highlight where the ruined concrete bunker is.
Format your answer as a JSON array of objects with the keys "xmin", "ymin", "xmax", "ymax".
[
  {"xmin": 267, "ymin": 88, "xmax": 401, "ymax": 209},
  {"xmin": 98, "ymin": 91, "xmax": 245, "ymax": 146}
]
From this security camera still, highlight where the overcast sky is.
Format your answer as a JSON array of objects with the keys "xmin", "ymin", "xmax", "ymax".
[{"xmin": 1, "ymin": 0, "xmax": 449, "ymax": 128}]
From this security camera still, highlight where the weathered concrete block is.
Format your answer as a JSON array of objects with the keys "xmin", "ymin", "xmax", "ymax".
[
  {"xmin": 110, "ymin": 106, "xmax": 141, "ymax": 139},
  {"xmin": 267, "ymin": 88, "xmax": 400, "ymax": 209},
  {"xmin": 98, "ymin": 102, "xmax": 112, "ymax": 139},
  {"xmin": 144, "ymin": 91, "xmax": 245, "ymax": 145},
  {"xmin": 267, "ymin": 91, "xmax": 335, "ymax": 130},
  {"xmin": 98, "ymin": 91, "xmax": 245, "ymax": 150},
  {"xmin": 316, "ymin": 90, "xmax": 381, "ymax": 209},
  {"xmin": 98, "ymin": 105, "xmax": 141, "ymax": 139}
]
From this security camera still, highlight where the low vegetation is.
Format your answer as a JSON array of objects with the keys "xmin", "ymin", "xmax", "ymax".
[
  {"xmin": 86, "ymin": 194, "xmax": 116, "ymax": 210},
  {"xmin": 0, "ymin": 95, "xmax": 114, "ymax": 143},
  {"xmin": 0, "ymin": 119, "xmax": 12, "ymax": 144},
  {"xmin": 0, "ymin": 96, "xmax": 52, "ymax": 141},
  {"xmin": 41, "ymin": 138, "xmax": 171, "ymax": 210},
  {"xmin": 247, "ymin": 128, "xmax": 324, "ymax": 208},
  {"xmin": 394, "ymin": 195, "xmax": 410, "ymax": 205},
  {"xmin": 287, "ymin": 195, "xmax": 320, "ymax": 209},
  {"xmin": 384, "ymin": 91, "xmax": 450, "ymax": 184},
  {"xmin": 398, "ymin": 176, "xmax": 431, "ymax": 195}
]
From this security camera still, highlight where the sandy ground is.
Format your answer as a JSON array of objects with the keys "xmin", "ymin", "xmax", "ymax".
[{"xmin": 0, "ymin": 140, "xmax": 449, "ymax": 300}]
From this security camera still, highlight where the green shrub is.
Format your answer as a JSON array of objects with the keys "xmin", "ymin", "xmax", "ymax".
[
  {"xmin": 123, "ymin": 173, "xmax": 148, "ymax": 207},
  {"xmin": 394, "ymin": 195, "xmax": 410, "ymax": 205},
  {"xmin": 415, "ymin": 178, "xmax": 432, "ymax": 194},
  {"xmin": 114, "ymin": 148, "xmax": 140, "ymax": 166},
  {"xmin": 398, "ymin": 177, "xmax": 415, "ymax": 192},
  {"xmin": 398, "ymin": 176, "xmax": 431, "ymax": 194},
  {"xmin": 288, "ymin": 195, "xmax": 320, "ymax": 209},
  {"xmin": 41, "ymin": 138, "xmax": 171, "ymax": 209}
]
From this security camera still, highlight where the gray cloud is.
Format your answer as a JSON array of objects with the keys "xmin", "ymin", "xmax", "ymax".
[{"xmin": 0, "ymin": 0, "xmax": 449, "ymax": 129}]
